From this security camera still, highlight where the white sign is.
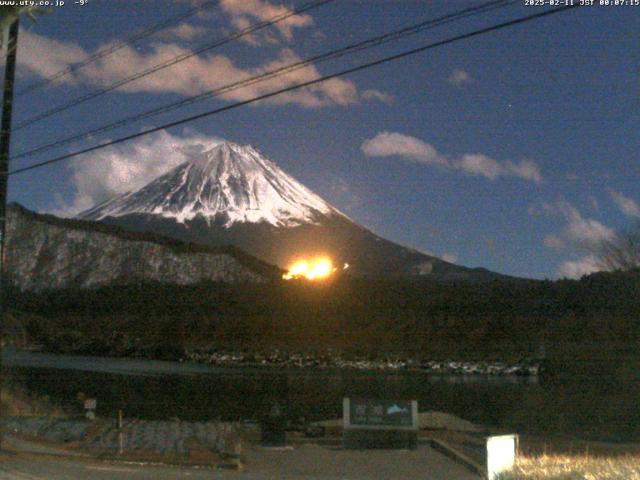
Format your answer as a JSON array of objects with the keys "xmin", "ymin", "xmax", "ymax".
[
  {"xmin": 84, "ymin": 398, "xmax": 97, "ymax": 410},
  {"xmin": 487, "ymin": 434, "xmax": 517, "ymax": 480}
]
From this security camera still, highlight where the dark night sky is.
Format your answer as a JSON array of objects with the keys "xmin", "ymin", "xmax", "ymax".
[{"xmin": 7, "ymin": 0, "xmax": 639, "ymax": 279}]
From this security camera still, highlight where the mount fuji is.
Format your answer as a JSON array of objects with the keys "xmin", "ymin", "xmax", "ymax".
[{"xmin": 79, "ymin": 141, "xmax": 501, "ymax": 281}]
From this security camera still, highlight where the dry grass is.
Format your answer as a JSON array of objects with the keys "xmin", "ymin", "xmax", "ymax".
[
  {"xmin": 500, "ymin": 453, "xmax": 640, "ymax": 480},
  {"xmin": 0, "ymin": 384, "xmax": 66, "ymax": 417}
]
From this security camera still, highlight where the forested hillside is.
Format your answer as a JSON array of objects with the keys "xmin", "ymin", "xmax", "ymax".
[{"xmin": 6, "ymin": 269, "xmax": 639, "ymax": 369}]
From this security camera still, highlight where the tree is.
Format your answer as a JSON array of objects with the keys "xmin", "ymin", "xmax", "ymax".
[
  {"xmin": 598, "ymin": 222, "xmax": 640, "ymax": 272},
  {"xmin": 0, "ymin": 7, "xmax": 40, "ymax": 40}
]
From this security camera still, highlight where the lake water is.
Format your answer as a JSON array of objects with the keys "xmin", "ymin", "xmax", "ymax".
[{"xmin": 3, "ymin": 349, "xmax": 638, "ymax": 442}]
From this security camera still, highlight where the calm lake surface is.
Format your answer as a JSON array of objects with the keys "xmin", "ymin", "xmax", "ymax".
[{"xmin": 3, "ymin": 348, "xmax": 638, "ymax": 442}]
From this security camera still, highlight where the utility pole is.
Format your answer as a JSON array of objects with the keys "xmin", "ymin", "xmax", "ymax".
[
  {"xmin": 0, "ymin": 17, "xmax": 19, "ymax": 303},
  {"xmin": 0, "ymin": 17, "xmax": 19, "ymax": 270},
  {"xmin": 0, "ymin": 17, "xmax": 19, "ymax": 450}
]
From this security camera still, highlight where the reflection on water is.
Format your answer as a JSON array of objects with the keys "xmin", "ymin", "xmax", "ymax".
[{"xmin": 3, "ymin": 350, "xmax": 639, "ymax": 442}]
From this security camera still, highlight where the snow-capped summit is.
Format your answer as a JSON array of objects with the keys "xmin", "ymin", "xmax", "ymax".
[{"xmin": 80, "ymin": 141, "xmax": 341, "ymax": 228}]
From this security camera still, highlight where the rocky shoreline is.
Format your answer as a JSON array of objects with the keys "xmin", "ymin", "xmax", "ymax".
[
  {"xmin": 5, "ymin": 343, "xmax": 541, "ymax": 376},
  {"xmin": 183, "ymin": 349, "xmax": 541, "ymax": 376}
]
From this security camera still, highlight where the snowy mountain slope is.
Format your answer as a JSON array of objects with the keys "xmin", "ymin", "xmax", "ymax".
[{"xmin": 81, "ymin": 142, "xmax": 342, "ymax": 228}]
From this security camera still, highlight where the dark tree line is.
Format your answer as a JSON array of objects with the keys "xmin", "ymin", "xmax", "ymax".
[{"xmin": 5, "ymin": 268, "xmax": 640, "ymax": 365}]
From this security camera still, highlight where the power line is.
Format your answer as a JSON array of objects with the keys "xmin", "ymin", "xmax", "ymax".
[
  {"xmin": 8, "ymin": 5, "xmax": 578, "ymax": 177},
  {"xmin": 16, "ymin": 0, "xmax": 220, "ymax": 97},
  {"xmin": 13, "ymin": 0, "xmax": 336, "ymax": 131},
  {"xmin": 12, "ymin": 0, "xmax": 515, "ymax": 161}
]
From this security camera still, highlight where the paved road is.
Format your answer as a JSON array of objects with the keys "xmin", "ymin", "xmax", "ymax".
[
  {"xmin": 0, "ymin": 444, "xmax": 481, "ymax": 480},
  {"xmin": 0, "ymin": 453, "xmax": 232, "ymax": 480}
]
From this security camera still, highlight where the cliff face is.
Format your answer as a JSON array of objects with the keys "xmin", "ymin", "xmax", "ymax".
[{"xmin": 4, "ymin": 204, "xmax": 280, "ymax": 291}]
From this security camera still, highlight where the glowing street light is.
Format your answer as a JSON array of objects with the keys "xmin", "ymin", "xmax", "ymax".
[{"xmin": 283, "ymin": 257, "xmax": 346, "ymax": 280}]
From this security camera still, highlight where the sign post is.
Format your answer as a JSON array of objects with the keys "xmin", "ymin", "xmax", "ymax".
[
  {"xmin": 343, "ymin": 397, "xmax": 418, "ymax": 449},
  {"xmin": 486, "ymin": 434, "xmax": 518, "ymax": 480},
  {"xmin": 260, "ymin": 400, "xmax": 287, "ymax": 447},
  {"xmin": 84, "ymin": 398, "xmax": 97, "ymax": 421}
]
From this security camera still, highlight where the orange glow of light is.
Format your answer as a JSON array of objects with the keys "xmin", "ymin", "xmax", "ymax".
[{"xmin": 283, "ymin": 257, "xmax": 336, "ymax": 280}]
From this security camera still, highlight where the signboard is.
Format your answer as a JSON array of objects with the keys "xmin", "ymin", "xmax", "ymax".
[
  {"xmin": 487, "ymin": 434, "xmax": 518, "ymax": 480},
  {"xmin": 343, "ymin": 398, "xmax": 418, "ymax": 449},
  {"xmin": 347, "ymin": 398, "xmax": 416, "ymax": 429}
]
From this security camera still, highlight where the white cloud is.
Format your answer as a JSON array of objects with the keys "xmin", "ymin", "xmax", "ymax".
[
  {"xmin": 558, "ymin": 255, "xmax": 602, "ymax": 279},
  {"xmin": 457, "ymin": 153, "xmax": 502, "ymax": 179},
  {"xmin": 361, "ymin": 132, "xmax": 446, "ymax": 165},
  {"xmin": 17, "ymin": 29, "xmax": 87, "ymax": 84},
  {"xmin": 448, "ymin": 69, "xmax": 472, "ymax": 87},
  {"xmin": 546, "ymin": 201, "xmax": 615, "ymax": 251},
  {"xmin": 361, "ymin": 89, "xmax": 394, "ymax": 105},
  {"xmin": 456, "ymin": 155, "xmax": 542, "ymax": 182},
  {"xmin": 609, "ymin": 189, "xmax": 640, "ymax": 218},
  {"xmin": 361, "ymin": 132, "xmax": 542, "ymax": 183},
  {"xmin": 157, "ymin": 23, "xmax": 207, "ymax": 41},
  {"xmin": 537, "ymin": 200, "xmax": 616, "ymax": 279},
  {"xmin": 17, "ymin": 31, "xmax": 365, "ymax": 108},
  {"xmin": 442, "ymin": 253, "xmax": 457, "ymax": 264},
  {"xmin": 50, "ymin": 129, "xmax": 223, "ymax": 217},
  {"xmin": 504, "ymin": 159, "xmax": 543, "ymax": 184},
  {"xmin": 564, "ymin": 207, "xmax": 615, "ymax": 250},
  {"xmin": 220, "ymin": 0, "xmax": 314, "ymax": 45}
]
